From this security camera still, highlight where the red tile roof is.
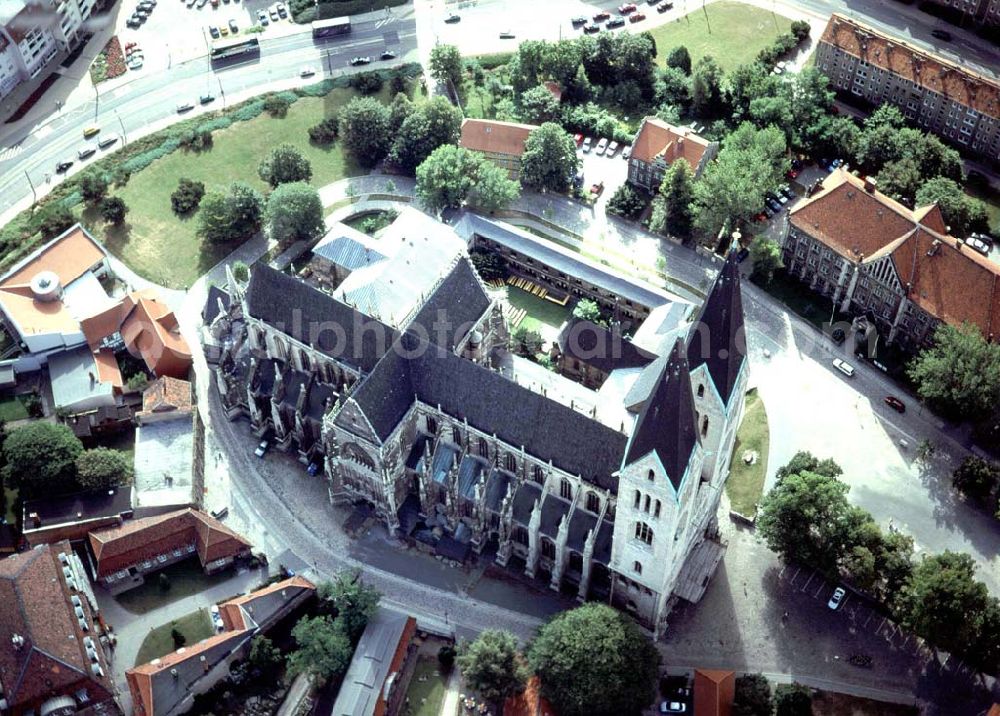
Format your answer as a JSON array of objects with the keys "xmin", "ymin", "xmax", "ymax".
[
  {"xmin": 693, "ymin": 669, "xmax": 734, "ymax": 716},
  {"xmin": 89, "ymin": 508, "xmax": 252, "ymax": 578},
  {"xmin": 139, "ymin": 376, "xmax": 192, "ymax": 415},
  {"xmin": 460, "ymin": 119, "xmax": 538, "ymax": 158},
  {"xmin": 819, "ymin": 14, "xmax": 1000, "ymax": 119},
  {"xmin": 217, "ymin": 575, "xmax": 316, "ymax": 631},
  {"xmin": 0, "ymin": 542, "xmax": 115, "ymax": 714},
  {"xmin": 631, "ymin": 118, "xmax": 712, "ymax": 169}
]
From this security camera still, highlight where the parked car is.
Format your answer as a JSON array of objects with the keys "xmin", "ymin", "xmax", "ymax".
[
  {"xmin": 300, "ymin": 66, "xmax": 316, "ymax": 77},
  {"xmin": 350, "ymin": 56, "xmax": 371, "ymax": 65},
  {"xmin": 98, "ymin": 134, "xmax": 119, "ymax": 149},
  {"xmin": 257, "ymin": 10, "xmax": 269, "ymax": 24},
  {"xmin": 606, "ymin": 16, "xmax": 625, "ymax": 27},
  {"xmin": 228, "ymin": 18, "xmax": 238, "ymax": 32},
  {"xmin": 584, "ymin": 23, "xmax": 601, "ymax": 33},
  {"xmin": 573, "ymin": 133, "xmax": 584, "ymax": 146},
  {"xmin": 606, "ymin": 140, "xmax": 619, "ymax": 156},
  {"xmin": 736, "ymin": 247, "xmax": 750, "ymax": 263},
  {"xmin": 832, "ymin": 358, "xmax": 855, "ymax": 377},
  {"xmin": 200, "ymin": 94, "xmax": 216, "ymax": 104},
  {"xmin": 592, "ymin": 10, "xmax": 610, "ymax": 20},
  {"xmin": 254, "ymin": 440, "xmax": 269, "ymax": 458},
  {"xmin": 765, "ymin": 197, "xmax": 782, "ymax": 212},
  {"xmin": 208, "ymin": 24, "xmax": 220, "ymax": 38},
  {"xmin": 591, "ymin": 181, "xmax": 605, "ymax": 196},
  {"xmin": 931, "ymin": 28, "xmax": 952, "ymax": 41},
  {"xmin": 499, "ymin": 30, "xmax": 515, "ymax": 38},
  {"xmin": 55, "ymin": 160, "xmax": 74, "ymax": 173},
  {"xmin": 380, "ymin": 50, "xmax": 396, "ymax": 60},
  {"xmin": 126, "ymin": 16, "xmax": 141, "ymax": 27},
  {"xmin": 210, "ymin": 604, "xmax": 225, "ymax": 631},
  {"xmin": 595, "ymin": 137, "xmax": 609, "ymax": 155},
  {"xmin": 582, "ymin": 136, "xmax": 592, "ymax": 153},
  {"xmin": 210, "ymin": 506, "xmax": 229, "ymax": 520},
  {"xmin": 622, "ymin": 145, "xmax": 631, "ymax": 159},
  {"xmin": 656, "ymin": 0, "xmax": 673, "ymax": 10},
  {"xmin": 571, "ymin": 15, "xmax": 587, "ymax": 25},
  {"xmin": 77, "ymin": 147, "xmax": 97, "ymax": 160},
  {"xmin": 786, "ymin": 167, "xmax": 799, "ymax": 180},
  {"xmin": 276, "ymin": 1, "xmax": 287, "ymax": 17},
  {"xmin": 779, "ymin": 184, "xmax": 795, "ymax": 200},
  {"xmin": 219, "ymin": 26, "xmax": 228, "ymax": 35},
  {"xmin": 659, "ymin": 703, "xmax": 687, "ymax": 714},
  {"xmin": 269, "ymin": 5, "xmax": 279, "ymax": 19},
  {"xmin": 828, "ymin": 586, "xmax": 847, "ymax": 610},
  {"xmin": 966, "ymin": 233, "xmax": 991, "ymax": 255},
  {"xmin": 884, "ymin": 396, "xmax": 906, "ymax": 413},
  {"xmin": 629, "ymin": 12, "xmax": 645, "ymax": 22},
  {"xmin": 176, "ymin": 101, "xmax": 194, "ymax": 113},
  {"xmin": 618, "ymin": 3, "xmax": 636, "ymax": 13},
  {"xmin": 444, "ymin": 12, "xmax": 460, "ymax": 22},
  {"xmin": 83, "ymin": 126, "xmax": 100, "ymax": 139}
]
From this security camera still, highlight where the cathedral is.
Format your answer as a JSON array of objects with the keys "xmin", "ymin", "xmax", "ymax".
[{"xmin": 204, "ymin": 209, "xmax": 748, "ymax": 635}]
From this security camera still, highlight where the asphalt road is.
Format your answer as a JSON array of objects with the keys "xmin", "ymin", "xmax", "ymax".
[{"xmin": 0, "ymin": 17, "xmax": 417, "ymax": 216}]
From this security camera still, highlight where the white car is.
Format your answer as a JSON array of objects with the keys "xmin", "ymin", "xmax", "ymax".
[
  {"xmin": 659, "ymin": 702, "xmax": 687, "ymax": 714},
  {"xmin": 966, "ymin": 234, "xmax": 991, "ymax": 255},
  {"xmin": 832, "ymin": 358, "xmax": 855, "ymax": 377},
  {"xmin": 581, "ymin": 137, "xmax": 592, "ymax": 153},
  {"xmin": 606, "ymin": 140, "xmax": 619, "ymax": 157},
  {"xmin": 595, "ymin": 137, "xmax": 609, "ymax": 155},
  {"xmin": 300, "ymin": 66, "xmax": 316, "ymax": 77},
  {"xmin": 176, "ymin": 102, "xmax": 194, "ymax": 113},
  {"xmin": 254, "ymin": 440, "xmax": 269, "ymax": 458},
  {"xmin": 828, "ymin": 586, "xmax": 846, "ymax": 610},
  {"xmin": 210, "ymin": 604, "xmax": 225, "ymax": 632}
]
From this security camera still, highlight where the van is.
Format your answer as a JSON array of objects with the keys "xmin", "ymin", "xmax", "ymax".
[
  {"xmin": 98, "ymin": 134, "xmax": 119, "ymax": 149},
  {"xmin": 832, "ymin": 358, "xmax": 855, "ymax": 377}
]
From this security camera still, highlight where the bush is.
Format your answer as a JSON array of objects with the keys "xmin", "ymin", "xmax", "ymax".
[
  {"xmin": 790, "ymin": 20, "xmax": 810, "ymax": 41},
  {"xmin": 264, "ymin": 93, "xmax": 292, "ymax": 118},
  {"xmin": 38, "ymin": 205, "xmax": 76, "ymax": 239},
  {"xmin": 100, "ymin": 197, "xmax": 128, "ymax": 225},
  {"xmin": 308, "ymin": 115, "xmax": 340, "ymax": 143},
  {"xmin": 179, "ymin": 128, "xmax": 212, "ymax": 150},
  {"xmin": 351, "ymin": 71, "xmax": 384, "ymax": 95},
  {"xmin": 171, "ymin": 178, "xmax": 206, "ymax": 214},
  {"xmin": 438, "ymin": 644, "xmax": 457, "ymax": 671},
  {"xmin": 606, "ymin": 183, "xmax": 645, "ymax": 220},
  {"xmin": 23, "ymin": 392, "xmax": 43, "ymax": 418},
  {"xmin": 473, "ymin": 52, "xmax": 513, "ymax": 70},
  {"xmin": 79, "ymin": 172, "xmax": 109, "ymax": 203},
  {"xmin": 233, "ymin": 99, "xmax": 267, "ymax": 122},
  {"xmin": 389, "ymin": 73, "xmax": 408, "ymax": 95}
]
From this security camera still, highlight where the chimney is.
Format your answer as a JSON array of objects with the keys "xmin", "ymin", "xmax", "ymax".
[
  {"xmin": 863, "ymin": 176, "xmax": 877, "ymax": 193},
  {"xmin": 200, "ymin": 655, "xmax": 208, "ymax": 673},
  {"xmin": 170, "ymin": 668, "xmax": 178, "ymax": 679},
  {"xmin": 29, "ymin": 512, "xmax": 40, "ymax": 529}
]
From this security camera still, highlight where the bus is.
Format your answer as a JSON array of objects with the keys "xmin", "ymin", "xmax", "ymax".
[
  {"xmin": 311, "ymin": 16, "xmax": 350, "ymax": 39},
  {"xmin": 210, "ymin": 36, "xmax": 261, "ymax": 64}
]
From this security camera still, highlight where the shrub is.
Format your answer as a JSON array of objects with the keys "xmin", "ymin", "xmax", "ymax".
[
  {"xmin": 474, "ymin": 52, "xmax": 513, "ymax": 70},
  {"xmin": 127, "ymin": 372, "xmax": 149, "ymax": 391},
  {"xmin": 171, "ymin": 178, "xmax": 206, "ymax": 214},
  {"xmin": 233, "ymin": 99, "xmax": 266, "ymax": 122},
  {"xmin": 438, "ymin": 644, "xmax": 457, "ymax": 671},
  {"xmin": 100, "ymin": 197, "xmax": 128, "ymax": 225},
  {"xmin": 264, "ymin": 93, "xmax": 292, "ymax": 118},
  {"xmin": 38, "ymin": 205, "xmax": 76, "ymax": 239},
  {"xmin": 351, "ymin": 71, "xmax": 383, "ymax": 95},
  {"xmin": 23, "ymin": 392, "xmax": 43, "ymax": 418},
  {"xmin": 605, "ymin": 183, "xmax": 645, "ymax": 220},
  {"xmin": 389, "ymin": 73, "xmax": 408, "ymax": 95},
  {"xmin": 179, "ymin": 128, "xmax": 212, "ymax": 150},
  {"xmin": 308, "ymin": 115, "xmax": 340, "ymax": 143},
  {"xmin": 790, "ymin": 20, "xmax": 810, "ymax": 41},
  {"xmin": 79, "ymin": 172, "xmax": 109, "ymax": 203}
]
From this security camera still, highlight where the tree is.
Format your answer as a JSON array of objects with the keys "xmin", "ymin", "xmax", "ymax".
[
  {"xmin": 308, "ymin": 115, "xmax": 339, "ymax": 144},
  {"xmin": 79, "ymin": 172, "xmax": 108, "ymax": 203},
  {"xmin": 896, "ymin": 551, "xmax": 993, "ymax": 656},
  {"xmin": 733, "ymin": 674, "xmax": 772, "ymax": 716},
  {"xmin": 76, "ymin": 448, "xmax": 132, "ymax": 489},
  {"xmin": 429, "ymin": 44, "xmax": 463, "ymax": 90},
  {"xmin": 967, "ymin": 600, "xmax": 1000, "ymax": 675},
  {"xmin": 650, "ymin": 158, "xmax": 694, "ymax": 239},
  {"xmin": 520, "ymin": 122, "xmax": 579, "ymax": 193},
  {"xmin": 666, "ymin": 45, "xmax": 691, "ymax": 74},
  {"xmin": 317, "ymin": 571, "xmax": 380, "ymax": 642},
  {"xmin": 2, "ymin": 422, "xmax": 83, "ymax": 498},
  {"xmin": 264, "ymin": 93, "xmax": 291, "ymax": 117},
  {"xmin": 511, "ymin": 327, "xmax": 543, "ymax": 357},
  {"xmin": 265, "ymin": 182, "xmax": 324, "ymax": 245},
  {"xmin": 231, "ymin": 260, "xmax": 250, "ymax": 283},
  {"xmin": 350, "ymin": 71, "xmax": 383, "ymax": 95},
  {"xmin": 415, "ymin": 145, "xmax": 518, "ymax": 213},
  {"xmin": 388, "ymin": 96, "xmax": 463, "ymax": 175},
  {"xmin": 605, "ymin": 183, "xmax": 645, "ymax": 220},
  {"xmin": 338, "ymin": 97, "xmax": 392, "ymax": 169},
  {"xmin": 438, "ymin": 644, "xmax": 457, "ymax": 671},
  {"xmin": 690, "ymin": 56, "xmax": 725, "ymax": 118},
  {"xmin": 773, "ymin": 683, "xmax": 811, "ymax": 716},
  {"xmin": 100, "ymin": 197, "xmax": 128, "ymax": 225},
  {"xmin": 775, "ymin": 451, "xmax": 843, "ymax": 481},
  {"xmin": 287, "ymin": 615, "xmax": 352, "ymax": 684},
  {"xmin": 248, "ymin": 635, "xmax": 283, "ymax": 679},
  {"xmin": 527, "ymin": 603, "xmax": 659, "ymax": 716},
  {"xmin": 171, "ymin": 178, "xmax": 205, "ymax": 214},
  {"xmin": 952, "ymin": 456, "xmax": 1000, "ymax": 503},
  {"xmin": 456, "ymin": 630, "xmax": 529, "ymax": 708},
  {"xmin": 388, "ymin": 92, "xmax": 414, "ymax": 132},
  {"xmin": 198, "ymin": 183, "xmax": 264, "ymax": 244},
  {"xmin": 470, "ymin": 248, "xmax": 507, "ymax": 281},
  {"xmin": 915, "ymin": 177, "xmax": 989, "ymax": 237},
  {"xmin": 876, "ymin": 158, "xmax": 923, "ymax": 202},
  {"xmin": 656, "ymin": 67, "xmax": 690, "ymax": 109},
  {"xmin": 171, "ymin": 628, "xmax": 186, "ymax": 649},
  {"xmin": 258, "ymin": 144, "xmax": 312, "ymax": 188},
  {"xmin": 748, "ymin": 238, "xmax": 782, "ymax": 285},
  {"xmin": 572, "ymin": 299, "xmax": 603, "ymax": 324},
  {"xmin": 907, "ymin": 322, "xmax": 1000, "ymax": 421},
  {"xmin": 37, "ymin": 205, "xmax": 75, "ymax": 239},
  {"xmin": 518, "ymin": 85, "xmax": 561, "ymax": 125}
]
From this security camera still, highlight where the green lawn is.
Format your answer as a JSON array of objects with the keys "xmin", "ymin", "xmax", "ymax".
[
  {"xmin": 135, "ymin": 609, "xmax": 215, "ymax": 666},
  {"xmin": 3, "ymin": 486, "xmax": 18, "ymax": 524},
  {"xmin": 115, "ymin": 558, "xmax": 236, "ymax": 615},
  {"xmin": 83, "ymin": 428, "xmax": 136, "ymax": 462},
  {"xmin": 507, "ymin": 286, "xmax": 571, "ymax": 334},
  {"xmin": 965, "ymin": 182, "xmax": 1000, "ymax": 232},
  {"xmin": 649, "ymin": 1, "xmax": 795, "ymax": 72},
  {"xmin": 78, "ymin": 87, "xmax": 388, "ymax": 289},
  {"xmin": 0, "ymin": 395, "xmax": 29, "ymax": 422},
  {"xmin": 725, "ymin": 389, "xmax": 769, "ymax": 517},
  {"xmin": 401, "ymin": 657, "xmax": 448, "ymax": 716}
]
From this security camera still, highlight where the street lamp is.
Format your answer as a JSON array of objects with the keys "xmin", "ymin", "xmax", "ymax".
[{"xmin": 114, "ymin": 109, "xmax": 127, "ymax": 144}]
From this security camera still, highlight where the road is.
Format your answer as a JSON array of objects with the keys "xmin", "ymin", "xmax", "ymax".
[{"xmin": 0, "ymin": 16, "xmax": 417, "ymax": 218}]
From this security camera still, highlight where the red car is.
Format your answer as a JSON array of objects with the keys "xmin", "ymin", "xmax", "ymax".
[
  {"xmin": 593, "ymin": 10, "xmax": 610, "ymax": 20},
  {"xmin": 884, "ymin": 396, "xmax": 906, "ymax": 413},
  {"xmin": 629, "ymin": 11, "xmax": 645, "ymax": 21},
  {"xmin": 618, "ymin": 3, "xmax": 636, "ymax": 13},
  {"xmin": 786, "ymin": 168, "xmax": 799, "ymax": 180},
  {"xmin": 574, "ymin": 133, "xmax": 584, "ymax": 146}
]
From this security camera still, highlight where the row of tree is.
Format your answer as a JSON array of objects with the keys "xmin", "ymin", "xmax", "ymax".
[{"xmin": 757, "ymin": 451, "xmax": 1000, "ymax": 674}]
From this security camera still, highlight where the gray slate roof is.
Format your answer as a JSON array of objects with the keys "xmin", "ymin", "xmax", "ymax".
[
  {"xmin": 330, "ymin": 608, "xmax": 412, "ymax": 716},
  {"xmin": 407, "ymin": 258, "xmax": 491, "ymax": 350},
  {"xmin": 566, "ymin": 508, "xmax": 597, "ymax": 552},
  {"xmin": 511, "ymin": 481, "xmax": 541, "ymax": 526},
  {"xmin": 539, "ymin": 493, "xmax": 570, "ymax": 539},
  {"xmin": 312, "ymin": 224, "xmax": 386, "ymax": 270},
  {"xmin": 557, "ymin": 318, "xmax": 655, "ymax": 373},
  {"xmin": 687, "ymin": 250, "xmax": 746, "ymax": 405}
]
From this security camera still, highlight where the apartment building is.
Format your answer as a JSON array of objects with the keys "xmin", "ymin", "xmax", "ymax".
[
  {"xmin": 459, "ymin": 118, "xmax": 539, "ymax": 180},
  {"xmin": 816, "ymin": 14, "xmax": 1000, "ymax": 163},
  {"xmin": 922, "ymin": 0, "xmax": 1000, "ymax": 27}
]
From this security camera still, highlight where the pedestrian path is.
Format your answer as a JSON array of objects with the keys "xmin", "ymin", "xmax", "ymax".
[{"xmin": 439, "ymin": 668, "xmax": 461, "ymax": 716}]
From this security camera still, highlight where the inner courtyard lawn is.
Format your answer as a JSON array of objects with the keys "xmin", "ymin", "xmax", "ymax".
[
  {"xmin": 134, "ymin": 609, "xmax": 214, "ymax": 666},
  {"xmin": 78, "ymin": 86, "xmax": 391, "ymax": 289},
  {"xmin": 649, "ymin": 1, "xmax": 796, "ymax": 72}
]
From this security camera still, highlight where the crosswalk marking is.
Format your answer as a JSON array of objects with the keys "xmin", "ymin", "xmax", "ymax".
[{"xmin": 0, "ymin": 144, "xmax": 23, "ymax": 162}]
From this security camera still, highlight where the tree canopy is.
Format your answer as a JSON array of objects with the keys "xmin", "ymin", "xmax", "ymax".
[
  {"xmin": 338, "ymin": 97, "xmax": 392, "ymax": 169},
  {"xmin": 388, "ymin": 96, "xmax": 463, "ymax": 175},
  {"xmin": 317, "ymin": 571, "xmax": 380, "ymax": 642},
  {"xmin": 415, "ymin": 145, "xmax": 519, "ymax": 213},
  {"xmin": 907, "ymin": 322, "xmax": 1000, "ymax": 421},
  {"xmin": 265, "ymin": 182, "xmax": 324, "ymax": 245},
  {"xmin": 527, "ymin": 603, "xmax": 659, "ymax": 716},
  {"xmin": 518, "ymin": 85, "xmax": 562, "ymax": 125},
  {"xmin": 773, "ymin": 683, "xmax": 811, "ymax": 716},
  {"xmin": 429, "ymin": 44, "xmax": 464, "ymax": 89},
  {"xmin": 690, "ymin": 56, "xmax": 725, "ymax": 118},
  {"xmin": 733, "ymin": 674, "xmax": 772, "ymax": 716},
  {"xmin": 2, "ymin": 422, "xmax": 83, "ymax": 498},
  {"xmin": 650, "ymin": 158, "xmax": 694, "ymax": 240},
  {"xmin": 76, "ymin": 448, "xmax": 132, "ymax": 490},
  {"xmin": 287, "ymin": 615, "xmax": 352, "ymax": 684},
  {"xmin": 520, "ymin": 122, "xmax": 579, "ymax": 192},
  {"xmin": 456, "ymin": 630, "xmax": 529, "ymax": 707},
  {"xmin": 914, "ymin": 177, "xmax": 989, "ymax": 237},
  {"xmin": 257, "ymin": 144, "xmax": 313, "ymax": 188}
]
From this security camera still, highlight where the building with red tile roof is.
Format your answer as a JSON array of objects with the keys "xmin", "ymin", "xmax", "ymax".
[
  {"xmin": 0, "ymin": 541, "xmax": 119, "ymax": 716},
  {"xmin": 693, "ymin": 669, "xmax": 734, "ymax": 716},
  {"xmin": 627, "ymin": 118, "xmax": 718, "ymax": 191},
  {"xmin": 459, "ymin": 118, "xmax": 540, "ymax": 180},
  {"xmin": 126, "ymin": 576, "xmax": 315, "ymax": 716},
  {"xmin": 816, "ymin": 14, "xmax": 1000, "ymax": 162},
  {"xmin": 88, "ymin": 508, "xmax": 252, "ymax": 593},
  {"xmin": 136, "ymin": 376, "xmax": 193, "ymax": 424},
  {"xmin": 784, "ymin": 168, "xmax": 1000, "ymax": 348}
]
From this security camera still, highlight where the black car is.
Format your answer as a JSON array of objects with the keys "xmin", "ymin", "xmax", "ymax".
[
  {"xmin": 56, "ymin": 161, "xmax": 74, "ymax": 173},
  {"xmin": 444, "ymin": 13, "xmax": 460, "ymax": 22},
  {"xmin": 570, "ymin": 15, "xmax": 587, "ymax": 25},
  {"xmin": 380, "ymin": 50, "xmax": 396, "ymax": 60},
  {"xmin": 766, "ymin": 197, "xmax": 782, "ymax": 212},
  {"xmin": 606, "ymin": 16, "xmax": 625, "ymax": 28},
  {"xmin": 200, "ymin": 94, "xmax": 216, "ymax": 104},
  {"xmin": 931, "ymin": 29, "xmax": 952, "ymax": 41},
  {"xmin": 583, "ymin": 23, "xmax": 601, "ymax": 33},
  {"xmin": 830, "ymin": 327, "xmax": 846, "ymax": 345}
]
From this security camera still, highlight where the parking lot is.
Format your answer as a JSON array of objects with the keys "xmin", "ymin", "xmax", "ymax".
[{"xmin": 577, "ymin": 135, "xmax": 630, "ymax": 211}]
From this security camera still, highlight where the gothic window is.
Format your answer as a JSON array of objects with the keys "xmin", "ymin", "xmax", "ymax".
[
  {"xmin": 560, "ymin": 479, "xmax": 572, "ymax": 501},
  {"xmin": 701, "ymin": 416, "xmax": 709, "ymax": 437},
  {"xmin": 342, "ymin": 443, "xmax": 376, "ymax": 471},
  {"xmin": 633, "ymin": 490, "xmax": 640, "ymax": 509},
  {"xmin": 654, "ymin": 500, "xmax": 661, "ymax": 519},
  {"xmin": 647, "ymin": 469, "xmax": 654, "ymax": 482},
  {"xmin": 697, "ymin": 383, "xmax": 705, "ymax": 398},
  {"xmin": 299, "ymin": 349, "xmax": 309, "ymax": 372},
  {"xmin": 513, "ymin": 526, "xmax": 528, "ymax": 545},
  {"xmin": 479, "ymin": 437, "xmax": 489, "ymax": 458},
  {"xmin": 452, "ymin": 426, "xmax": 462, "ymax": 445},
  {"xmin": 644, "ymin": 494, "xmax": 650, "ymax": 513},
  {"xmin": 541, "ymin": 538, "xmax": 556, "ymax": 559},
  {"xmin": 533, "ymin": 465, "xmax": 544, "ymax": 483},
  {"xmin": 506, "ymin": 453, "xmax": 517, "ymax": 472},
  {"xmin": 634, "ymin": 521, "xmax": 654, "ymax": 546},
  {"xmin": 426, "ymin": 415, "xmax": 438, "ymax": 435},
  {"xmin": 633, "ymin": 561, "xmax": 642, "ymax": 575},
  {"xmin": 586, "ymin": 491, "xmax": 600, "ymax": 513}
]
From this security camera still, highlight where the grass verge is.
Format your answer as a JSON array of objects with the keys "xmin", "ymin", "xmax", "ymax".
[
  {"xmin": 648, "ymin": 1, "xmax": 795, "ymax": 72},
  {"xmin": 135, "ymin": 609, "xmax": 215, "ymax": 666},
  {"xmin": 725, "ymin": 388, "xmax": 769, "ymax": 517},
  {"xmin": 401, "ymin": 657, "xmax": 448, "ymax": 716},
  {"xmin": 0, "ymin": 395, "xmax": 29, "ymax": 422}
]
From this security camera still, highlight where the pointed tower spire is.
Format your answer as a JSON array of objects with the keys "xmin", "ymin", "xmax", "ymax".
[{"xmin": 687, "ymin": 249, "xmax": 746, "ymax": 405}]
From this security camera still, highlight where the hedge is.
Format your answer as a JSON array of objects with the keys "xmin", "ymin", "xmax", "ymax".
[{"xmin": 471, "ymin": 52, "xmax": 514, "ymax": 71}]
